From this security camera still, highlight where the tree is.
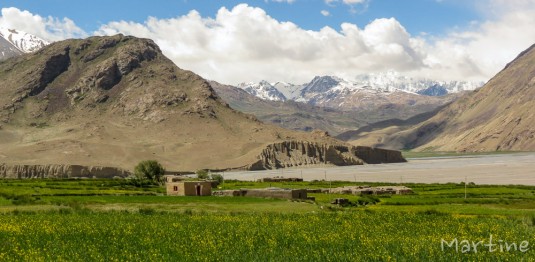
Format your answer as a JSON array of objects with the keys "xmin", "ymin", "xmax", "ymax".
[
  {"xmin": 134, "ymin": 160, "xmax": 165, "ymax": 183},
  {"xmin": 196, "ymin": 169, "xmax": 210, "ymax": 180}
]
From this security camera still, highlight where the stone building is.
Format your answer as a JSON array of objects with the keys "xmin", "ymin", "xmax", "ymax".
[{"xmin": 166, "ymin": 181, "xmax": 212, "ymax": 196}]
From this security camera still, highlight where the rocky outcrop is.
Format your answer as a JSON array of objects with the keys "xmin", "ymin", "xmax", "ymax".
[
  {"xmin": 352, "ymin": 146, "xmax": 407, "ymax": 164},
  {"xmin": 21, "ymin": 46, "xmax": 71, "ymax": 97},
  {"xmin": 0, "ymin": 164, "xmax": 131, "ymax": 179},
  {"xmin": 248, "ymin": 141, "xmax": 406, "ymax": 170},
  {"xmin": 2, "ymin": 46, "xmax": 71, "ymax": 122}
]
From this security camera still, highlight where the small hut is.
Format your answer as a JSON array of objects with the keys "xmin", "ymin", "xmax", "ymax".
[{"xmin": 166, "ymin": 181, "xmax": 212, "ymax": 196}]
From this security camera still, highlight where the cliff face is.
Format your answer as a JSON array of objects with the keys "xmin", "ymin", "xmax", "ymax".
[
  {"xmin": 0, "ymin": 164, "xmax": 131, "ymax": 179},
  {"xmin": 248, "ymin": 141, "xmax": 405, "ymax": 170},
  {"xmin": 352, "ymin": 146, "xmax": 406, "ymax": 164}
]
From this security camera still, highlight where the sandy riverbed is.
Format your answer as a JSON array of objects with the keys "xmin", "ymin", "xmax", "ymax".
[{"xmin": 222, "ymin": 152, "xmax": 535, "ymax": 185}]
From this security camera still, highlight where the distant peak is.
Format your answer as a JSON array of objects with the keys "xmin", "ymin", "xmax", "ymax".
[{"xmin": 0, "ymin": 27, "xmax": 49, "ymax": 53}]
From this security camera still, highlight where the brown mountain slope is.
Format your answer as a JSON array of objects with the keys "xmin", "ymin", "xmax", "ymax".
[
  {"xmin": 210, "ymin": 81, "xmax": 370, "ymax": 135},
  {"xmin": 349, "ymin": 44, "xmax": 535, "ymax": 152},
  {"xmin": 0, "ymin": 35, "xmax": 403, "ymax": 172}
]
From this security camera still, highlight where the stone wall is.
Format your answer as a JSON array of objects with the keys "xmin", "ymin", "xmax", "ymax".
[
  {"xmin": 0, "ymin": 164, "xmax": 131, "ymax": 179},
  {"xmin": 213, "ymin": 188, "xmax": 308, "ymax": 200}
]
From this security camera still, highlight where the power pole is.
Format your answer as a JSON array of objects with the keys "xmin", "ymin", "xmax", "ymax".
[{"xmin": 464, "ymin": 176, "xmax": 467, "ymax": 199}]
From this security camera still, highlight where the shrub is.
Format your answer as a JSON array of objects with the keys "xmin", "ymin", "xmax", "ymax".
[
  {"xmin": 134, "ymin": 160, "xmax": 166, "ymax": 184},
  {"xmin": 210, "ymin": 173, "xmax": 224, "ymax": 187},
  {"xmin": 196, "ymin": 169, "xmax": 210, "ymax": 180}
]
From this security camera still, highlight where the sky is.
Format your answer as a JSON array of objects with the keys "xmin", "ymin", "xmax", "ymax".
[{"xmin": 1, "ymin": 0, "xmax": 535, "ymax": 84}]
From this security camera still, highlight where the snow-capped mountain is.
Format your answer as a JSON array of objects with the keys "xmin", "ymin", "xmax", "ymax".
[
  {"xmin": 240, "ymin": 73, "xmax": 482, "ymax": 112},
  {"xmin": 240, "ymin": 72, "xmax": 482, "ymax": 106},
  {"xmin": 237, "ymin": 80, "xmax": 287, "ymax": 101},
  {"xmin": 0, "ymin": 28, "xmax": 49, "ymax": 60},
  {"xmin": 354, "ymin": 71, "xmax": 483, "ymax": 94},
  {"xmin": 296, "ymin": 75, "xmax": 421, "ymax": 110},
  {"xmin": 273, "ymin": 82, "xmax": 304, "ymax": 100}
]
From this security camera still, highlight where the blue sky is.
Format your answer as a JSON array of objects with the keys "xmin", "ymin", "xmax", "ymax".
[
  {"xmin": 1, "ymin": 1, "xmax": 534, "ymax": 84},
  {"xmin": 0, "ymin": 0, "xmax": 478, "ymax": 36}
]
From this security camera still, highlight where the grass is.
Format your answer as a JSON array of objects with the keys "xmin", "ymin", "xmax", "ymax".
[{"xmin": 1, "ymin": 178, "xmax": 535, "ymax": 260}]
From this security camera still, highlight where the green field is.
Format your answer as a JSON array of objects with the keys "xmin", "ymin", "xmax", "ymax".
[{"xmin": 1, "ymin": 179, "xmax": 534, "ymax": 260}]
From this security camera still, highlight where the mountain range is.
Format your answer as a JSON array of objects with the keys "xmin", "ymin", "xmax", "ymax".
[
  {"xmin": 237, "ymin": 72, "xmax": 481, "ymax": 102},
  {"xmin": 219, "ymin": 75, "xmax": 468, "ymax": 134},
  {"xmin": 234, "ymin": 75, "xmax": 481, "ymax": 121},
  {"xmin": 0, "ymin": 34, "xmax": 404, "ymax": 173},
  {"xmin": 1, "ymin": 26, "xmax": 533, "ymax": 172},
  {"xmin": 0, "ymin": 28, "xmax": 48, "ymax": 60}
]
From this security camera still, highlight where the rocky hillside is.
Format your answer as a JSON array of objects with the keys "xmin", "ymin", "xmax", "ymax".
[
  {"xmin": 348, "ymin": 43, "xmax": 535, "ymax": 152},
  {"xmin": 0, "ymin": 35, "xmax": 403, "ymax": 172}
]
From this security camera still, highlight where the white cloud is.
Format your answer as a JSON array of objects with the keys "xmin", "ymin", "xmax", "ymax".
[
  {"xmin": 419, "ymin": 0, "xmax": 535, "ymax": 81},
  {"xmin": 96, "ymin": 4, "xmax": 426, "ymax": 84},
  {"xmin": 3, "ymin": 3, "xmax": 535, "ymax": 85},
  {"xmin": 0, "ymin": 7, "xmax": 87, "ymax": 41},
  {"xmin": 321, "ymin": 10, "xmax": 331, "ymax": 16}
]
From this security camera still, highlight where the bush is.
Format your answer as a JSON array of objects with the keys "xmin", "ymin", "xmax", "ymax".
[
  {"xmin": 196, "ymin": 169, "xmax": 210, "ymax": 180},
  {"xmin": 134, "ymin": 160, "xmax": 166, "ymax": 184},
  {"xmin": 210, "ymin": 173, "xmax": 224, "ymax": 187}
]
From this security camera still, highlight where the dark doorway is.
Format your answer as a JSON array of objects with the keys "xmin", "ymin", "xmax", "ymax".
[{"xmin": 196, "ymin": 185, "xmax": 202, "ymax": 196}]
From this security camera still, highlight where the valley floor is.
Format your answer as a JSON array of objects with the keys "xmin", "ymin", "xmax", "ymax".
[
  {"xmin": 1, "ymin": 179, "xmax": 535, "ymax": 260},
  {"xmin": 223, "ymin": 152, "xmax": 535, "ymax": 185}
]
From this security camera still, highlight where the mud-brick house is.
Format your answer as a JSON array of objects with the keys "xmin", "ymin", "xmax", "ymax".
[{"xmin": 166, "ymin": 181, "xmax": 212, "ymax": 196}]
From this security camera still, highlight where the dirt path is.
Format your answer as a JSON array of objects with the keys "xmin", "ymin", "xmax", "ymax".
[{"xmin": 222, "ymin": 152, "xmax": 535, "ymax": 185}]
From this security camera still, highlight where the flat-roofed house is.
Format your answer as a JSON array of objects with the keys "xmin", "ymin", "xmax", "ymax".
[{"xmin": 166, "ymin": 181, "xmax": 212, "ymax": 196}]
